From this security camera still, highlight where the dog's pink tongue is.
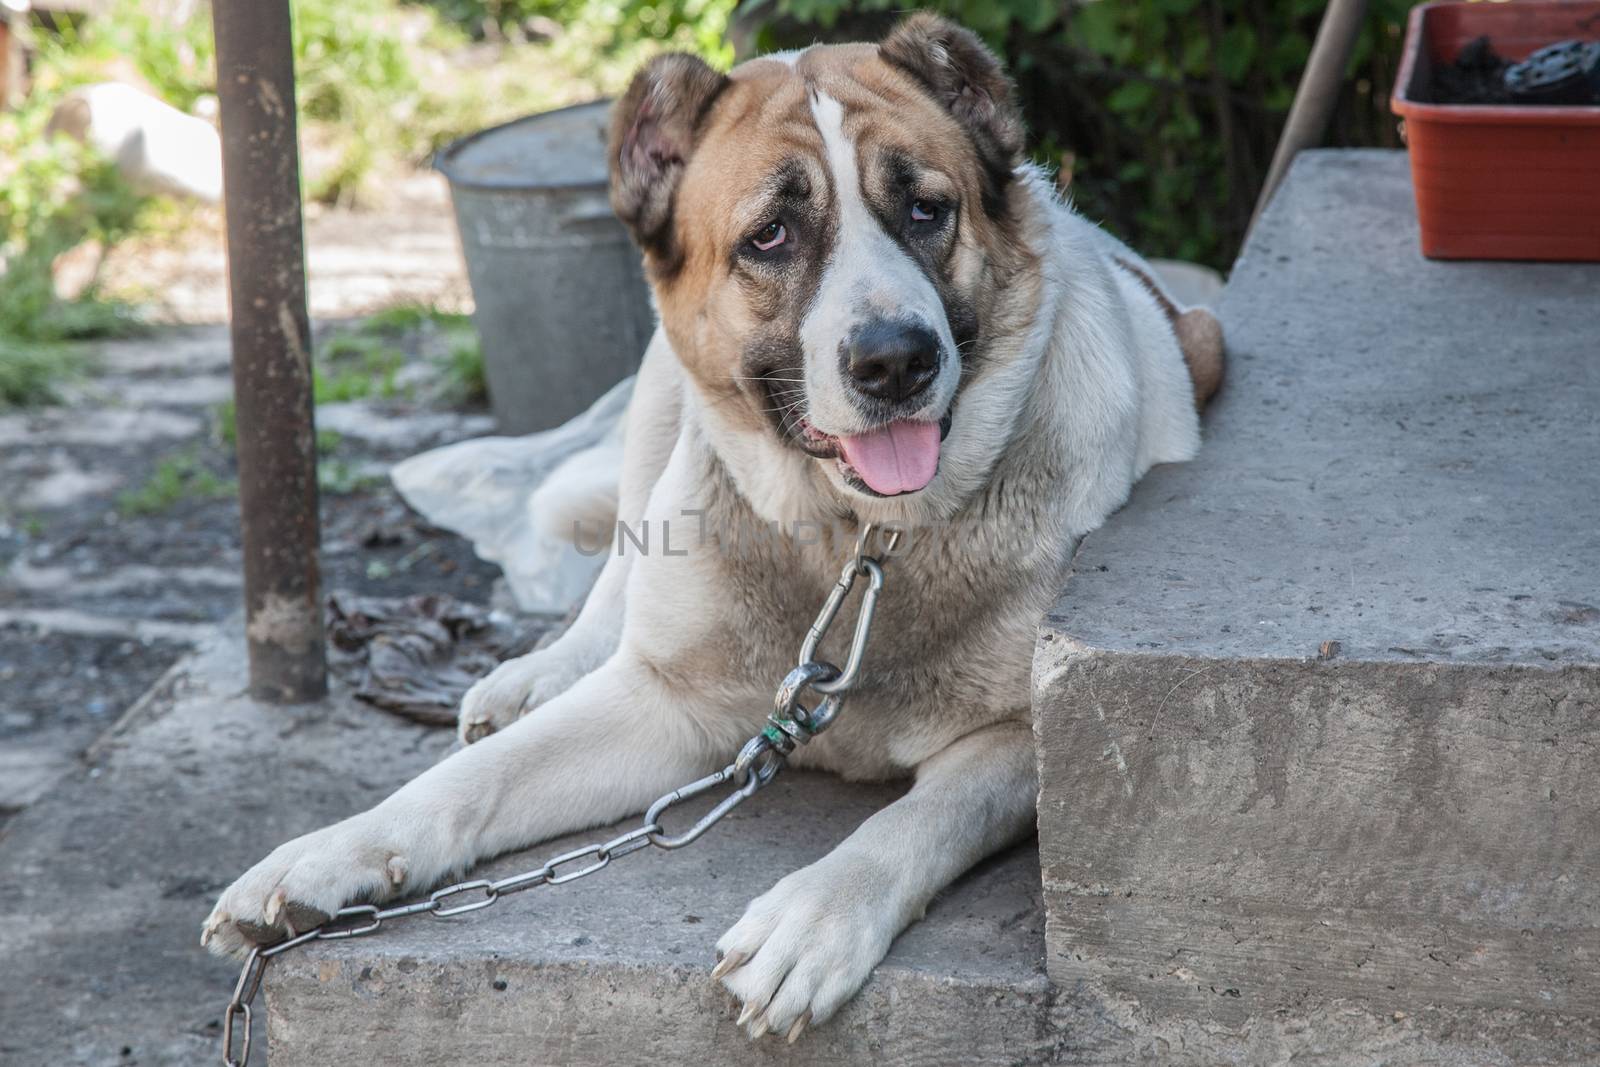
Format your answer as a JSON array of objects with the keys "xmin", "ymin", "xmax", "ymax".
[{"xmin": 837, "ymin": 420, "xmax": 941, "ymax": 495}]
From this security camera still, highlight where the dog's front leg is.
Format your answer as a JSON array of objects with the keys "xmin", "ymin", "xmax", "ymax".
[
  {"xmin": 716, "ymin": 720, "xmax": 1037, "ymax": 1041},
  {"xmin": 203, "ymin": 653, "xmax": 736, "ymax": 957}
]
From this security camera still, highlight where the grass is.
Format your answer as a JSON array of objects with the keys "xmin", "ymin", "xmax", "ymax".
[
  {"xmin": 316, "ymin": 333, "xmax": 407, "ymax": 403},
  {"xmin": 117, "ymin": 437, "xmax": 365, "ymax": 515},
  {"xmin": 317, "ymin": 456, "xmax": 386, "ymax": 496},
  {"xmin": 0, "ymin": 340, "xmax": 96, "ymax": 410},
  {"xmin": 117, "ymin": 449, "xmax": 237, "ymax": 516},
  {"xmin": 0, "ymin": 506, "xmax": 47, "ymax": 539},
  {"xmin": 438, "ymin": 336, "xmax": 488, "ymax": 407},
  {"xmin": 0, "ymin": 0, "xmax": 724, "ymax": 377},
  {"xmin": 211, "ymin": 304, "xmax": 484, "ymax": 442},
  {"xmin": 195, "ymin": 302, "xmax": 488, "ymax": 509}
]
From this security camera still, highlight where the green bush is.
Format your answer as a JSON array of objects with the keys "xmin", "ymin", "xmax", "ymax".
[
  {"xmin": 13, "ymin": 0, "xmax": 744, "ymax": 211},
  {"xmin": 746, "ymin": 0, "xmax": 1415, "ymax": 270},
  {"xmin": 0, "ymin": 338, "xmax": 95, "ymax": 409},
  {"xmin": 424, "ymin": 0, "xmax": 736, "ymax": 61},
  {"xmin": 0, "ymin": 137, "xmax": 148, "ymax": 345},
  {"xmin": 0, "ymin": 46, "xmax": 150, "ymax": 408}
]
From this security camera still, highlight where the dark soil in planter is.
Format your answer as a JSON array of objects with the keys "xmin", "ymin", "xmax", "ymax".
[
  {"xmin": 1431, "ymin": 36, "xmax": 1600, "ymax": 106},
  {"xmin": 1434, "ymin": 36, "xmax": 1515, "ymax": 104}
]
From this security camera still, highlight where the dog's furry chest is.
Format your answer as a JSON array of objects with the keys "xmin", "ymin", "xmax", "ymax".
[{"xmin": 626, "ymin": 452, "xmax": 1072, "ymax": 777}]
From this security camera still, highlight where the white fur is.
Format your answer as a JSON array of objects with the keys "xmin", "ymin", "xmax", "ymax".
[
  {"xmin": 799, "ymin": 93, "xmax": 960, "ymax": 439},
  {"xmin": 759, "ymin": 48, "xmax": 809, "ymax": 68}
]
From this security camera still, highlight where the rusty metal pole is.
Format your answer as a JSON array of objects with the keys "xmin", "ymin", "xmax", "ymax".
[{"xmin": 213, "ymin": 0, "xmax": 327, "ymax": 703}]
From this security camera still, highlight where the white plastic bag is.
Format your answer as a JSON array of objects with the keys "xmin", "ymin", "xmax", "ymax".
[{"xmin": 391, "ymin": 377, "xmax": 632, "ymax": 614}]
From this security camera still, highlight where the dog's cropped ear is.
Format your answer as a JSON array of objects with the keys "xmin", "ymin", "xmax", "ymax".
[
  {"xmin": 608, "ymin": 53, "xmax": 729, "ymax": 261},
  {"xmin": 880, "ymin": 13, "xmax": 1024, "ymax": 212}
]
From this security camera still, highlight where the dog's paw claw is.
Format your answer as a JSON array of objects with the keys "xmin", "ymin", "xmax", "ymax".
[
  {"xmin": 263, "ymin": 887, "xmax": 287, "ymax": 925},
  {"xmin": 200, "ymin": 911, "xmax": 226, "ymax": 948},
  {"xmin": 711, "ymin": 949, "xmax": 747, "ymax": 981},
  {"xmin": 460, "ymin": 717, "xmax": 497, "ymax": 744}
]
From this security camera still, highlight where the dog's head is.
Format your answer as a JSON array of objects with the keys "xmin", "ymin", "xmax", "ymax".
[{"xmin": 608, "ymin": 14, "xmax": 1033, "ymax": 504}]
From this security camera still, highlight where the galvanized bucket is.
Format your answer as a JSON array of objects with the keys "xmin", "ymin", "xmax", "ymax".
[{"xmin": 436, "ymin": 100, "xmax": 654, "ymax": 435}]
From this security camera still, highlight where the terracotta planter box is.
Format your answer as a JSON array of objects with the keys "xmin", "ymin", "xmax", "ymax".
[{"xmin": 1391, "ymin": 1, "xmax": 1600, "ymax": 261}]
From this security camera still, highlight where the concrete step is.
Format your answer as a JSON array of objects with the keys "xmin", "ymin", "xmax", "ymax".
[
  {"xmin": 266, "ymin": 780, "xmax": 1055, "ymax": 1067},
  {"xmin": 1034, "ymin": 150, "xmax": 1600, "ymax": 1063}
]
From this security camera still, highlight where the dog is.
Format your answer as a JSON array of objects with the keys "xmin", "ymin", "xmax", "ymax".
[{"xmin": 203, "ymin": 13, "xmax": 1223, "ymax": 1043}]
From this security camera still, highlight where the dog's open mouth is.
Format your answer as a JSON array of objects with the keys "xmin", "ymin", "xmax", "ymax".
[{"xmin": 798, "ymin": 413, "xmax": 953, "ymax": 496}]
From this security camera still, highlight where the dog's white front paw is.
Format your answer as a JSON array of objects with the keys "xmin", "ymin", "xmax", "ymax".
[
  {"xmin": 200, "ymin": 817, "xmax": 407, "ymax": 959},
  {"xmin": 457, "ymin": 648, "xmax": 583, "ymax": 744},
  {"xmin": 715, "ymin": 855, "xmax": 905, "ymax": 1042}
]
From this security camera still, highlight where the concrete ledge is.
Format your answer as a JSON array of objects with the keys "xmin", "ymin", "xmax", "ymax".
[
  {"xmin": 267, "ymin": 777, "xmax": 1055, "ymax": 1067},
  {"xmin": 1035, "ymin": 648, "xmax": 1599, "ymax": 1018},
  {"xmin": 1032, "ymin": 151, "xmax": 1600, "ymax": 1064}
]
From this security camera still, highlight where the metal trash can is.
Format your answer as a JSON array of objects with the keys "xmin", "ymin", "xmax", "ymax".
[{"xmin": 436, "ymin": 100, "xmax": 654, "ymax": 434}]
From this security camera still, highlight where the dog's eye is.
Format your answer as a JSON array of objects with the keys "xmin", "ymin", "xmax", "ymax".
[
  {"xmin": 910, "ymin": 199, "xmax": 939, "ymax": 223},
  {"xmin": 750, "ymin": 221, "xmax": 787, "ymax": 251}
]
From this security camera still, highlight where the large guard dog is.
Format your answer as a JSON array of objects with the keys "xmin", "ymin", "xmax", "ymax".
[{"xmin": 205, "ymin": 14, "xmax": 1223, "ymax": 1041}]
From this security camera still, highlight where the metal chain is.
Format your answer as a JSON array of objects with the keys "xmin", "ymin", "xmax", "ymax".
[{"xmin": 221, "ymin": 522, "xmax": 903, "ymax": 1067}]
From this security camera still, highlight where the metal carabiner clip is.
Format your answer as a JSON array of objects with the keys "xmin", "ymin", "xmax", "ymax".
[{"xmin": 799, "ymin": 557, "xmax": 884, "ymax": 695}]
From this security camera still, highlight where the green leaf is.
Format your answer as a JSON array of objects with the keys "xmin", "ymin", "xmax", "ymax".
[
  {"xmin": 1072, "ymin": 2, "xmax": 1128, "ymax": 60},
  {"xmin": 1269, "ymin": 31, "xmax": 1311, "ymax": 76},
  {"xmin": 1106, "ymin": 80, "xmax": 1157, "ymax": 114},
  {"xmin": 1017, "ymin": 0, "xmax": 1059, "ymax": 33},
  {"xmin": 1219, "ymin": 23, "xmax": 1258, "ymax": 83}
]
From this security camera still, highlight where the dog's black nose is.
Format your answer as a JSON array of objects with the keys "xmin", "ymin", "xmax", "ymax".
[{"xmin": 845, "ymin": 320, "xmax": 940, "ymax": 403}]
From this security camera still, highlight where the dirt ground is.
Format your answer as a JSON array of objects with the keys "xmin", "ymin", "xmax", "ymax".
[{"xmin": 0, "ymin": 180, "xmax": 505, "ymax": 829}]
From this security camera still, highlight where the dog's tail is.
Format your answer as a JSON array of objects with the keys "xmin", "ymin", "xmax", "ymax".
[
  {"xmin": 1174, "ymin": 307, "xmax": 1224, "ymax": 410},
  {"xmin": 530, "ymin": 440, "xmax": 623, "ymax": 544},
  {"xmin": 1112, "ymin": 255, "xmax": 1225, "ymax": 411}
]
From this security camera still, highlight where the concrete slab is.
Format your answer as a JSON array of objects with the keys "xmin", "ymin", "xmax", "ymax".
[
  {"xmin": 267, "ymin": 785, "xmax": 1052, "ymax": 1067},
  {"xmin": 1034, "ymin": 151, "xmax": 1600, "ymax": 1062},
  {"xmin": 1149, "ymin": 258, "xmax": 1224, "ymax": 308}
]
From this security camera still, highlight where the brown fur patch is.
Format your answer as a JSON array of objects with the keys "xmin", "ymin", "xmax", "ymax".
[
  {"xmin": 1112, "ymin": 256, "xmax": 1225, "ymax": 411},
  {"xmin": 879, "ymin": 14, "xmax": 1024, "ymax": 219},
  {"xmin": 608, "ymin": 53, "xmax": 729, "ymax": 267},
  {"xmin": 1175, "ymin": 308, "xmax": 1225, "ymax": 409}
]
